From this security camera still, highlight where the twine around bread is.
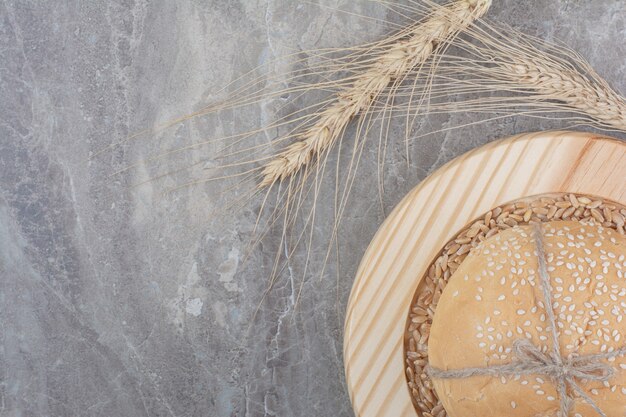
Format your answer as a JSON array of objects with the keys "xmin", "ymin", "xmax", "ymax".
[{"xmin": 427, "ymin": 223, "xmax": 626, "ymax": 417}]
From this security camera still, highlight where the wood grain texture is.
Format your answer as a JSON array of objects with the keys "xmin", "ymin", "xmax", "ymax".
[{"xmin": 343, "ymin": 131, "xmax": 626, "ymax": 417}]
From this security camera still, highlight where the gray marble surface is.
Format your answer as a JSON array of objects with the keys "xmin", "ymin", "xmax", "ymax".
[{"xmin": 1, "ymin": 1, "xmax": 624, "ymax": 416}]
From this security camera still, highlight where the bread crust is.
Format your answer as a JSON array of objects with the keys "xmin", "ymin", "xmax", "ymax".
[{"xmin": 429, "ymin": 221, "xmax": 626, "ymax": 416}]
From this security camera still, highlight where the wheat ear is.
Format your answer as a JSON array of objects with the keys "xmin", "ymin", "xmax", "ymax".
[
  {"xmin": 408, "ymin": 21, "xmax": 626, "ymax": 133},
  {"xmin": 503, "ymin": 62, "xmax": 626, "ymax": 131},
  {"xmin": 258, "ymin": 0, "xmax": 491, "ymax": 188},
  {"xmin": 464, "ymin": 19, "xmax": 626, "ymax": 131}
]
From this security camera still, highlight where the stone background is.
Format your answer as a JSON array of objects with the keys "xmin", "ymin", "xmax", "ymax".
[{"xmin": 1, "ymin": 1, "xmax": 624, "ymax": 416}]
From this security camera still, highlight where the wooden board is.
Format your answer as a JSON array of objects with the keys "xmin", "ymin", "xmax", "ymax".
[{"xmin": 343, "ymin": 130, "xmax": 626, "ymax": 417}]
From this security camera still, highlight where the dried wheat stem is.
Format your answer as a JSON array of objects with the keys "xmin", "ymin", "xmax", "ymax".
[
  {"xmin": 505, "ymin": 61, "xmax": 626, "ymax": 131},
  {"xmin": 258, "ymin": 0, "xmax": 491, "ymax": 188}
]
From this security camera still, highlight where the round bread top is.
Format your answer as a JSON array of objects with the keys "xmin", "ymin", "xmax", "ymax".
[{"xmin": 429, "ymin": 221, "xmax": 626, "ymax": 417}]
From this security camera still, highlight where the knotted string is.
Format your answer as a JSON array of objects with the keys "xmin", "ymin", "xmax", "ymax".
[{"xmin": 427, "ymin": 223, "xmax": 626, "ymax": 417}]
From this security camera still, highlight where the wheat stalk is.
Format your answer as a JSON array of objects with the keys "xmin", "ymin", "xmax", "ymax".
[
  {"xmin": 501, "ymin": 60, "xmax": 626, "ymax": 131},
  {"xmin": 94, "ymin": 0, "xmax": 625, "ymax": 312},
  {"xmin": 458, "ymin": 18, "xmax": 626, "ymax": 131},
  {"xmin": 258, "ymin": 0, "xmax": 492, "ymax": 188},
  {"xmin": 388, "ymin": 20, "xmax": 626, "ymax": 134}
]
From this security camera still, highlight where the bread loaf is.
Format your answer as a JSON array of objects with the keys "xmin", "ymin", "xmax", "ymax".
[{"xmin": 428, "ymin": 221, "xmax": 626, "ymax": 416}]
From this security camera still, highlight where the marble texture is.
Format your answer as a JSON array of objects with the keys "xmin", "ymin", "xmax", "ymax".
[{"xmin": 0, "ymin": 1, "xmax": 624, "ymax": 416}]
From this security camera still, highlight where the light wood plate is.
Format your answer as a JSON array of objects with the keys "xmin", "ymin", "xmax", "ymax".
[{"xmin": 343, "ymin": 130, "xmax": 626, "ymax": 417}]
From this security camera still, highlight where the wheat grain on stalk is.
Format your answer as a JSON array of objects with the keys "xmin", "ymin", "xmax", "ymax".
[
  {"xmin": 258, "ymin": 0, "xmax": 492, "ymax": 188},
  {"xmin": 503, "ymin": 61, "xmax": 626, "ymax": 131},
  {"xmin": 96, "ymin": 0, "xmax": 625, "ymax": 294},
  {"xmin": 104, "ymin": 0, "xmax": 625, "ymax": 196},
  {"xmin": 379, "ymin": 17, "xmax": 626, "ymax": 134}
]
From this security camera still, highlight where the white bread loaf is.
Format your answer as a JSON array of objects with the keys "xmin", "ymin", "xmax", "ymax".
[{"xmin": 429, "ymin": 221, "xmax": 626, "ymax": 417}]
